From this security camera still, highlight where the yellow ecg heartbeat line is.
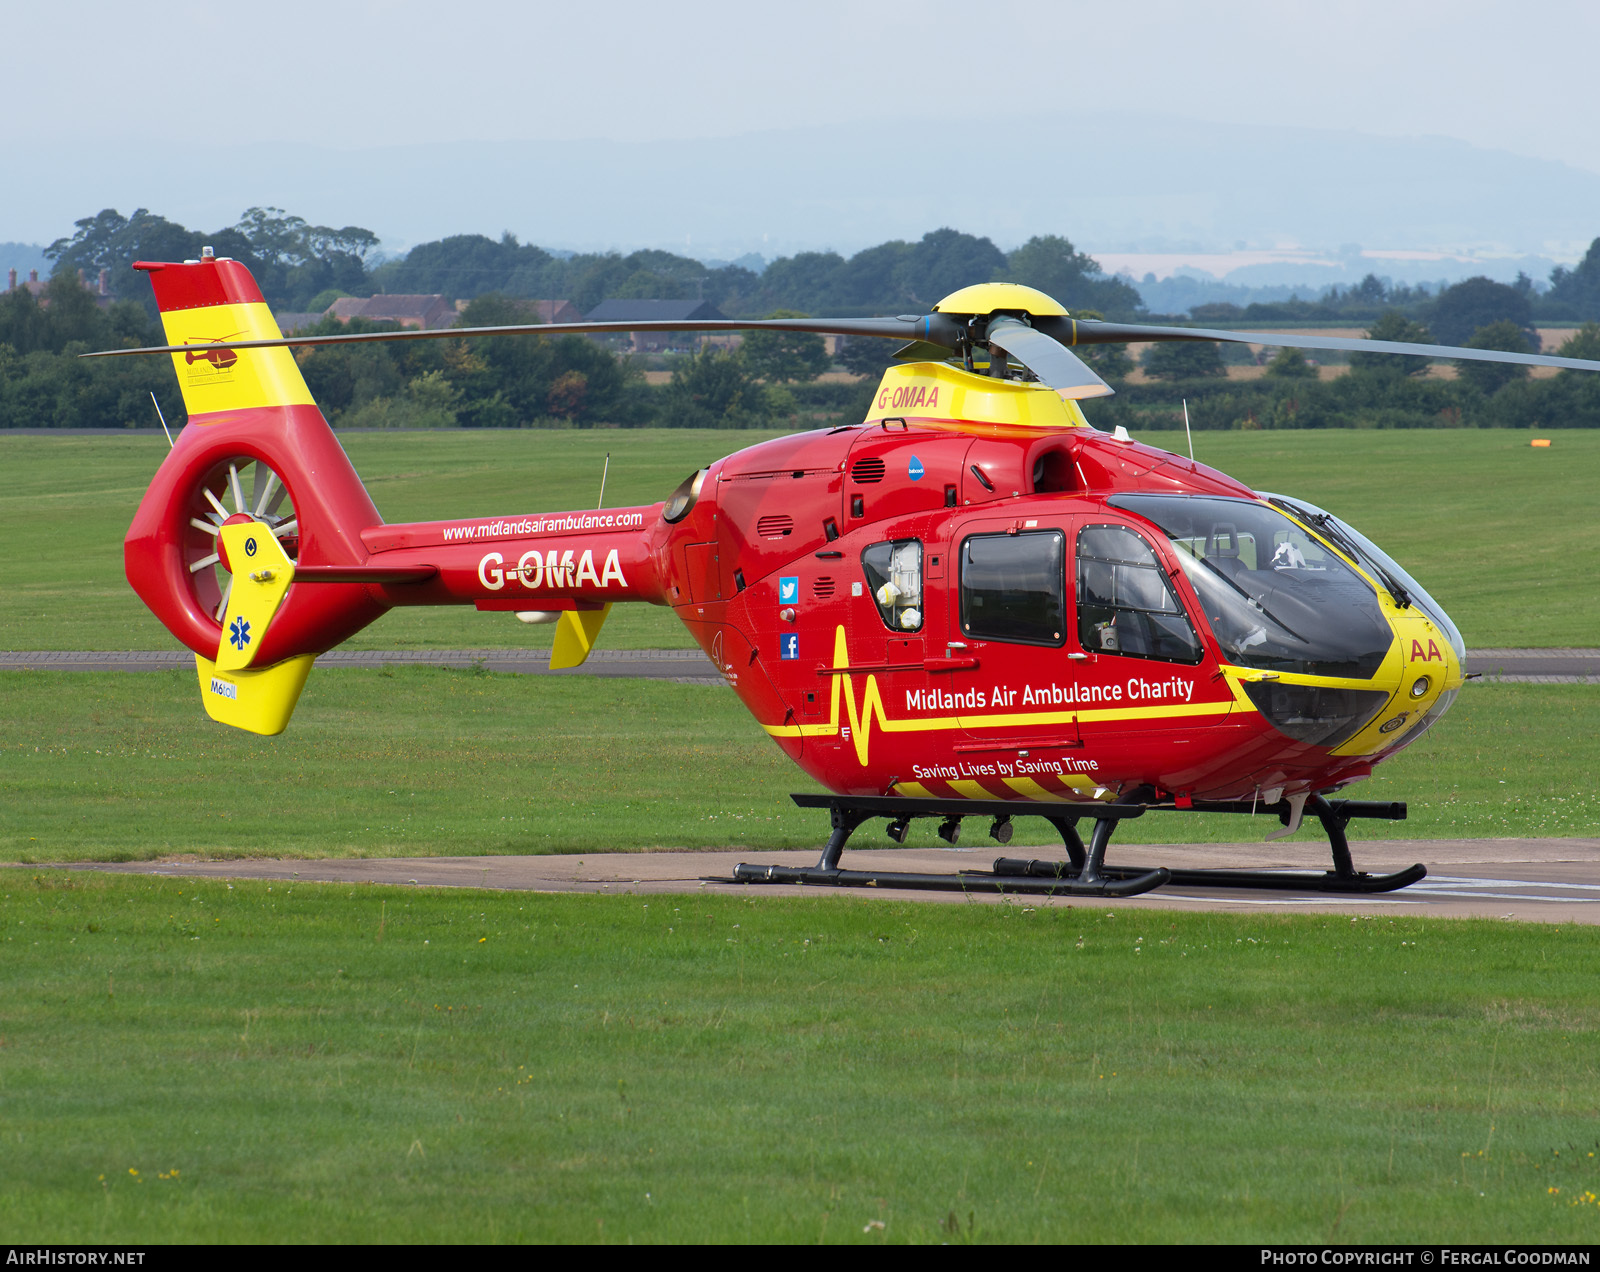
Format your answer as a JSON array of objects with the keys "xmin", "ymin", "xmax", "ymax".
[{"xmin": 765, "ymin": 625, "xmax": 1232, "ymax": 771}]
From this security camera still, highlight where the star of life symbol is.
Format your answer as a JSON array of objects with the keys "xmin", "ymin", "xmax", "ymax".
[{"xmin": 229, "ymin": 616, "xmax": 252, "ymax": 651}]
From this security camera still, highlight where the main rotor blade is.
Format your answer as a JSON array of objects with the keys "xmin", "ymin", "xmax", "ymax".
[
  {"xmin": 986, "ymin": 318, "xmax": 1114, "ymax": 400},
  {"xmin": 1043, "ymin": 317, "xmax": 1600, "ymax": 375},
  {"xmin": 80, "ymin": 302, "xmax": 1600, "ymax": 378},
  {"xmin": 80, "ymin": 314, "xmax": 961, "ymax": 361}
]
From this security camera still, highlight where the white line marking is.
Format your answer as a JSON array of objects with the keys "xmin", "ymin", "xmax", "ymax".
[
  {"xmin": 1153, "ymin": 894, "xmax": 1417, "ymax": 906},
  {"xmin": 1408, "ymin": 888, "xmax": 1598, "ymax": 903},
  {"xmin": 1424, "ymin": 874, "xmax": 1600, "ymax": 892}
]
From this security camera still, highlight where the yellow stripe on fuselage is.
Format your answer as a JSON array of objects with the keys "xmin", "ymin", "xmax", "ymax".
[
  {"xmin": 1001, "ymin": 776, "xmax": 1071, "ymax": 801},
  {"xmin": 160, "ymin": 302, "xmax": 314, "ymax": 417}
]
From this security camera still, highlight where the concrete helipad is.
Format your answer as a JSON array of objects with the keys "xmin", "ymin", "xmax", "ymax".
[{"xmin": 41, "ymin": 836, "xmax": 1600, "ymax": 924}]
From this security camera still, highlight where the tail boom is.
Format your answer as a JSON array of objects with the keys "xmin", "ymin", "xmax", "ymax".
[{"xmin": 356, "ymin": 509, "xmax": 669, "ymax": 610}]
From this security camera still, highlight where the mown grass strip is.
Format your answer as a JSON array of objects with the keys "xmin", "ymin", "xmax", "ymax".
[
  {"xmin": 3, "ymin": 671, "xmax": 1597, "ymax": 861},
  {"xmin": 3, "ymin": 429, "xmax": 1597, "ymax": 651},
  {"xmin": 2, "ymin": 873, "xmax": 1597, "ymax": 1243}
]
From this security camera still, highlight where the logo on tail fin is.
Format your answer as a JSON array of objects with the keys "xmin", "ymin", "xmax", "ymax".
[{"xmin": 184, "ymin": 334, "xmax": 244, "ymax": 370}]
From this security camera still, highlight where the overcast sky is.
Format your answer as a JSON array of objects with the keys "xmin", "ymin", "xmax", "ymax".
[{"xmin": 10, "ymin": 0, "xmax": 1599, "ymax": 172}]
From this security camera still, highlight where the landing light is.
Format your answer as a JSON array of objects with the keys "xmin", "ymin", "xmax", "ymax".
[{"xmin": 1410, "ymin": 676, "xmax": 1431, "ymax": 698}]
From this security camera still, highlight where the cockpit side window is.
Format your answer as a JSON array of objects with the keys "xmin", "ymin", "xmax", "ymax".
[
  {"xmin": 1076, "ymin": 524, "xmax": 1203, "ymax": 664},
  {"xmin": 861, "ymin": 539, "xmax": 923, "ymax": 631}
]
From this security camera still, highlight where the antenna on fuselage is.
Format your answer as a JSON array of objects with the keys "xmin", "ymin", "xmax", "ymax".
[
  {"xmin": 1182, "ymin": 398, "xmax": 1195, "ymax": 463},
  {"xmin": 150, "ymin": 392, "xmax": 174, "ymax": 449},
  {"xmin": 597, "ymin": 452, "xmax": 610, "ymax": 509}
]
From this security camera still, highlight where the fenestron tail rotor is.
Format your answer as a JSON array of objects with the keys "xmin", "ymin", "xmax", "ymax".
[{"xmin": 184, "ymin": 459, "xmax": 298, "ymax": 624}]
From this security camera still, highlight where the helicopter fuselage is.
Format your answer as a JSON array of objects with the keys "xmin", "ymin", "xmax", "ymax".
[{"xmin": 355, "ymin": 369, "xmax": 1464, "ymax": 811}]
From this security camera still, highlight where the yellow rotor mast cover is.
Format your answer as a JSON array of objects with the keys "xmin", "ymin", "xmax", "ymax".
[
  {"xmin": 863, "ymin": 283, "xmax": 1092, "ymax": 429},
  {"xmin": 195, "ymin": 521, "xmax": 313, "ymax": 736},
  {"xmin": 933, "ymin": 283, "xmax": 1068, "ymax": 317},
  {"xmin": 864, "ymin": 362, "xmax": 1092, "ymax": 429}
]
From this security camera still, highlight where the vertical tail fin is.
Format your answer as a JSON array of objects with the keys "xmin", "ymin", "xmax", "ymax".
[{"xmin": 135, "ymin": 250, "xmax": 315, "ymax": 419}]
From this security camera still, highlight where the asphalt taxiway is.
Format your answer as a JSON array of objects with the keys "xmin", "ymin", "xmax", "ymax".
[{"xmin": 44, "ymin": 837, "xmax": 1600, "ymax": 924}]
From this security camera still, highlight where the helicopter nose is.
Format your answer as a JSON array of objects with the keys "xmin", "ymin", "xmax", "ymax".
[{"xmin": 1332, "ymin": 604, "xmax": 1464, "ymax": 758}]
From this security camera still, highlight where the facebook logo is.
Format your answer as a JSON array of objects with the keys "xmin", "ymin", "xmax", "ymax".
[
  {"xmin": 780, "ymin": 633, "xmax": 799, "ymax": 660},
  {"xmin": 778, "ymin": 576, "xmax": 799, "ymax": 604}
]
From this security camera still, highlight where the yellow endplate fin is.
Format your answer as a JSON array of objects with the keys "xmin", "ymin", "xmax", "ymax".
[
  {"xmin": 549, "ymin": 603, "xmax": 613, "ymax": 670},
  {"xmin": 195, "ymin": 653, "xmax": 315, "ymax": 737},
  {"xmin": 215, "ymin": 522, "xmax": 296, "ymax": 672}
]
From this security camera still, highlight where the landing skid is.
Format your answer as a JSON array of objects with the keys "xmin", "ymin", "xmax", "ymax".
[{"xmin": 726, "ymin": 792, "xmax": 1423, "ymax": 898}]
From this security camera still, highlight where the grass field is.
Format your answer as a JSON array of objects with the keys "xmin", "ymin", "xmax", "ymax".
[
  {"xmin": 4, "ymin": 427, "xmax": 1598, "ymax": 651},
  {"xmin": 3, "ymin": 872, "xmax": 1598, "ymax": 1243},
  {"xmin": 3, "ymin": 671, "xmax": 1597, "ymax": 862},
  {"xmin": 5, "ymin": 428, "xmax": 1599, "ymax": 1246}
]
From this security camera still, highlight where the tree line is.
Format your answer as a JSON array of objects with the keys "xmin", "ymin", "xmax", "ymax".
[
  {"xmin": 1101, "ymin": 318, "xmax": 1600, "ymax": 433},
  {"xmin": 4, "ymin": 203, "xmax": 1600, "ymax": 431}
]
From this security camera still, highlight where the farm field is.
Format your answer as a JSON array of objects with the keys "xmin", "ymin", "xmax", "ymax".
[
  {"xmin": 3, "ymin": 872, "xmax": 1598, "ymax": 1243},
  {"xmin": 2, "ymin": 427, "xmax": 1597, "ymax": 651},
  {"xmin": 3, "ymin": 671, "xmax": 1597, "ymax": 862}
]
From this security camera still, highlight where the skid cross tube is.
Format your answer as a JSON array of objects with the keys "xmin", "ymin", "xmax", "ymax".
[{"xmin": 725, "ymin": 791, "xmax": 1424, "ymax": 898}]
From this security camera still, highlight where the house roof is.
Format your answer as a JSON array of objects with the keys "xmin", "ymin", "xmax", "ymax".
[
  {"xmin": 325, "ymin": 294, "xmax": 456, "ymax": 330},
  {"xmin": 583, "ymin": 299, "xmax": 726, "ymax": 324},
  {"xmin": 359, "ymin": 295, "xmax": 450, "ymax": 320},
  {"xmin": 534, "ymin": 299, "xmax": 583, "ymax": 324}
]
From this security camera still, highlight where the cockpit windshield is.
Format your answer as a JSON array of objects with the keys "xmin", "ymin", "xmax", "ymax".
[
  {"xmin": 1261, "ymin": 493, "xmax": 1466, "ymax": 664},
  {"xmin": 1109, "ymin": 494, "xmax": 1394, "ymax": 679}
]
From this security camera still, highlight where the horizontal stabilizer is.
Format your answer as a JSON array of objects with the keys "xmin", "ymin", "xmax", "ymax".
[{"xmin": 292, "ymin": 565, "xmax": 438, "ymax": 584}]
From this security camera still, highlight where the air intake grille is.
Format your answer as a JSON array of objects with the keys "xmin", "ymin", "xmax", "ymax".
[
  {"xmin": 850, "ymin": 457, "xmax": 887, "ymax": 484},
  {"xmin": 813, "ymin": 576, "xmax": 836, "ymax": 599},
  {"xmin": 755, "ymin": 514, "xmax": 794, "ymax": 539}
]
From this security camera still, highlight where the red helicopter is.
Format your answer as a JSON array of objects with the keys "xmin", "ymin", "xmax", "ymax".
[{"xmin": 95, "ymin": 250, "xmax": 1600, "ymax": 898}]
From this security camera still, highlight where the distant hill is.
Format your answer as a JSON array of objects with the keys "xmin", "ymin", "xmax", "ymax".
[{"xmin": 3, "ymin": 114, "xmax": 1598, "ymax": 265}]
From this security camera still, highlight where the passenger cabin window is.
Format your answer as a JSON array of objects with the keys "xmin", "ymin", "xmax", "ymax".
[
  {"xmin": 959, "ymin": 531, "xmax": 1065, "ymax": 646},
  {"xmin": 861, "ymin": 539, "xmax": 923, "ymax": 631},
  {"xmin": 1076, "ymin": 524, "xmax": 1202, "ymax": 663}
]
